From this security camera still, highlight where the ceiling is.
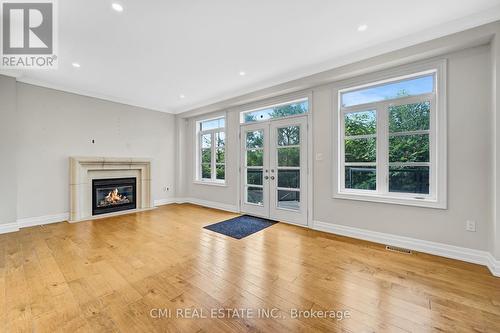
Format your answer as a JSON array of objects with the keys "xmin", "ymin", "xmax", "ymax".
[{"xmin": 2, "ymin": 0, "xmax": 500, "ymax": 114}]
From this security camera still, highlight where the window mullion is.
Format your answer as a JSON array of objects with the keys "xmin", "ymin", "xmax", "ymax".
[
  {"xmin": 339, "ymin": 110, "xmax": 346, "ymax": 192},
  {"xmin": 377, "ymin": 103, "xmax": 389, "ymax": 194},
  {"xmin": 198, "ymin": 132, "xmax": 202, "ymax": 180},
  {"xmin": 430, "ymin": 95, "xmax": 437, "ymax": 198},
  {"xmin": 211, "ymin": 132, "xmax": 216, "ymax": 181}
]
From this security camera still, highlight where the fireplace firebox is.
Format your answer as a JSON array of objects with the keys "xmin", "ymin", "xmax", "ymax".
[{"xmin": 92, "ymin": 177, "xmax": 137, "ymax": 215}]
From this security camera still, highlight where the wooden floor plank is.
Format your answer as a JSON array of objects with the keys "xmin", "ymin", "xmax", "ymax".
[{"xmin": 0, "ymin": 203, "xmax": 499, "ymax": 332}]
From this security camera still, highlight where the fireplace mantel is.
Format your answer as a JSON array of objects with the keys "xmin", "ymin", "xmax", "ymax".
[{"xmin": 69, "ymin": 157, "xmax": 152, "ymax": 222}]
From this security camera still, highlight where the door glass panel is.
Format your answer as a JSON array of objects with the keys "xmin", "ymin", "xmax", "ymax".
[
  {"xmin": 277, "ymin": 147, "xmax": 299, "ymax": 167},
  {"xmin": 242, "ymin": 118, "xmax": 306, "ymax": 221},
  {"xmin": 277, "ymin": 170, "xmax": 299, "ymax": 188},
  {"xmin": 247, "ymin": 187, "xmax": 263, "ymax": 205},
  {"xmin": 246, "ymin": 130, "xmax": 264, "ymax": 148},
  {"xmin": 247, "ymin": 169, "xmax": 263, "ymax": 186},
  {"xmin": 247, "ymin": 150, "xmax": 263, "ymax": 166},
  {"xmin": 278, "ymin": 126, "xmax": 300, "ymax": 146},
  {"xmin": 277, "ymin": 190, "xmax": 300, "ymax": 210}
]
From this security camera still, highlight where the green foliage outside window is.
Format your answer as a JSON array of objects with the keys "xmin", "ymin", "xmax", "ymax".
[
  {"xmin": 201, "ymin": 164, "xmax": 211, "ymax": 179},
  {"xmin": 244, "ymin": 101, "xmax": 308, "ymax": 123},
  {"xmin": 389, "ymin": 101, "xmax": 430, "ymax": 132},
  {"xmin": 344, "ymin": 98, "xmax": 431, "ymax": 192},
  {"xmin": 345, "ymin": 111, "xmax": 376, "ymax": 136},
  {"xmin": 247, "ymin": 150, "xmax": 263, "ymax": 167}
]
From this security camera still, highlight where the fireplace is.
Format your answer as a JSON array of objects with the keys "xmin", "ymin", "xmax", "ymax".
[{"xmin": 92, "ymin": 177, "xmax": 137, "ymax": 216}]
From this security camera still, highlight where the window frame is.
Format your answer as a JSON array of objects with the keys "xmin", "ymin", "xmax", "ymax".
[
  {"xmin": 334, "ymin": 60, "xmax": 447, "ymax": 209},
  {"xmin": 195, "ymin": 116, "xmax": 226, "ymax": 185}
]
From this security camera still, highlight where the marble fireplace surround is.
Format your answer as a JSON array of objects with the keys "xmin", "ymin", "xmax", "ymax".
[{"xmin": 70, "ymin": 157, "xmax": 152, "ymax": 222}]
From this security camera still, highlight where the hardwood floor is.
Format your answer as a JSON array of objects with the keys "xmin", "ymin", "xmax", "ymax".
[{"xmin": 1, "ymin": 204, "xmax": 499, "ymax": 332}]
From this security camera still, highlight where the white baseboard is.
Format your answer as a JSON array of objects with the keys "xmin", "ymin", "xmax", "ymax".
[
  {"xmin": 0, "ymin": 222, "xmax": 20, "ymax": 234},
  {"xmin": 0, "ymin": 212, "xmax": 69, "ymax": 235},
  {"xmin": 17, "ymin": 213, "xmax": 69, "ymax": 229},
  {"xmin": 175, "ymin": 197, "xmax": 239, "ymax": 213},
  {"xmin": 154, "ymin": 198, "xmax": 178, "ymax": 206},
  {"xmin": 312, "ymin": 220, "xmax": 500, "ymax": 277},
  {"xmin": 486, "ymin": 253, "xmax": 500, "ymax": 276}
]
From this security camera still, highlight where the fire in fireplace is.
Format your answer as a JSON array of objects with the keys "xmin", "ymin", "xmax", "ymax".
[{"xmin": 92, "ymin": 178, "xmax": 137, "ymax": 215}]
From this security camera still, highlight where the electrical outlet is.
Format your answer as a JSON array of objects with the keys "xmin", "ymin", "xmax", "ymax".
[{"xmin": 465, "ymin": 220, "xmax": 476, "ymax": 232}]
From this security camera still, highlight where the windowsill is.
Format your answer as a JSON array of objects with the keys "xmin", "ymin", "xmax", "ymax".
[
  {"xmin": 334, "ymin": 191, "xmax": 446, "ymax": 209},
  {"xmin": 193, "ymin": 180, "xmax": 228, "ymax": 187}
]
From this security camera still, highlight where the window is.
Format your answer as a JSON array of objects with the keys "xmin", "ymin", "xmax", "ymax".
[
  {"xmin": 196, "ymin": 117, "xmax": 226, "ymax": 183},
  {"xmin": 240, "ymin": 98, "xmax": 308, "ymax": 123},
  {"xmin": 337, "ymin": 66, "xmax": 446, "ymax": 208}
]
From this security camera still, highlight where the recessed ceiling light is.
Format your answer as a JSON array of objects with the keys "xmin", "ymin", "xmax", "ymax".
[
  {"xmin": 179, "ymin": 94, "xmax": 185, "ymax": 99},
  {"xmin": 239, "ymin": 71, "xmax": 246, "ymax": 76},
  {"xmin": 72, "ymin": 62, "xmax": 81, "ymax": 68},
  {"xmin": 357, "ymin": 24, "xmax": 368, "ymax": 32},
  {"xmin": 111, "ymin": 3, "xmax": 124, "ymax": 12}
]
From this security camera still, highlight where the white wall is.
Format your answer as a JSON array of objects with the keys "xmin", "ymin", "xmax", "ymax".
[
  {"xmin": 178, "ymin": 42, "xmax": 495, "ymax": 252},
  {"xmin": 15, "ymin": 83, "xmax": 176, "ymax": 219},
  {"xmin": 0, "ymin": 75, "xmax": 18, "ymax": 225}
]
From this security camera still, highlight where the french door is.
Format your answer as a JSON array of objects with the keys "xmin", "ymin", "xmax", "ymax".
[{"xmin": 240, "ymin": 116, "xmax": 308, "ymax": 225}]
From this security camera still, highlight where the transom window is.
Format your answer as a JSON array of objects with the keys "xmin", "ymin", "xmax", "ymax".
[
  {"xmin": 196, "ymin": 117, "xmax": 225, "ymax": 183},
  {"xmin": 337, "ymin": 67, "xmax": 446, "ymax": 208},
  {"xmin": 240, "ymin": 98, "xmax": 308, "ymax": 123}
]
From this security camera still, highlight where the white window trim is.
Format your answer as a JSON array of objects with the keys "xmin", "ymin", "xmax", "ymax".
[
  {"xmin": 195, "ymin": 116, "xmax": 227, "ymax": 185},
  {"xmin": 333, "ymin": 59, "xmax": 447, "ymax": 209}
]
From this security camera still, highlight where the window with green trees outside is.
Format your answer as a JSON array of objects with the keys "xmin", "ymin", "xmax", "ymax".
[
  {"xmin": 338, "ymin": 70, "xmax": 442, "ymax": 206},
  {"xmin": 240, "ymin": 98, "xmax": 308, "ymax": 124},
  {"xmin": 197, "ymin": 117, "xmax": 226, "ymax": 183}
]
